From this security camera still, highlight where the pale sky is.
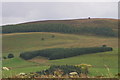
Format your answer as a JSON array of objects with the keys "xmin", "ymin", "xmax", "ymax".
[{"xmin": 1, "ymin": 1, "xmax": 119, "ymax": 25}]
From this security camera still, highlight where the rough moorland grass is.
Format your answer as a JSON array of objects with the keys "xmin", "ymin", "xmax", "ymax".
[{"xmin": 2, "ymin": 32, "xmax": 118, "ymax": 56}]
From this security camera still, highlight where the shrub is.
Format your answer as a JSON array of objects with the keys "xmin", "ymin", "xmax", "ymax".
[
  {"xmin": 41, "ymin": 38, "xmax": 45, "ymax": 40},
  {"xmin": 102, "ymin": 45, "xmax": 107, "ymax": 47},
  {"xmin": 3, "ymin": 56, "xmax": 7, "ymax": 59},
  {"xmin": 8, "ymin": 53, "xmax": 14, "ymax": 58},
  {"xmin": 88, "ymin": 17, "xmax": 91, "ymax": 19},
  {"xmin": 36, "ymin": 65, "xmax": 87, "ymax": 75},
  {"xmin": 52, "ymin": 35, "xmax": 55, "ymax": 38}
]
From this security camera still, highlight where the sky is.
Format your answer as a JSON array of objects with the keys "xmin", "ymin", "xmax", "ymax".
[{"xmin": 1, "ymin": 1, "xmax": 119, "ymax": 25}]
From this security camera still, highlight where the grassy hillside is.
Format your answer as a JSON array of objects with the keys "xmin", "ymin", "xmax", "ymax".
[
  {"xmin": 2, "ymin": 18, "xmax": 118, "ymax": 37},
  {"xmin": 2, "ymin": 49, "xmax": 118, "ymax": 77},
  {"xmin": 2, "ymin": 18, "xmax": 118, "ymax": 78},
  {"xmin": 18, "ymin": 18, "xmax": 118, "ymax": 29},
  {"xmin": 2, "ymin": 32, "xmax": 118, "ymax": 56},
  {"xmin": 49, "ymin": 48, "xmax": 118, "ymax": 68},
  {"xmin": 2, "ymin": 32, "xmax": 118, "ymax": 77}
]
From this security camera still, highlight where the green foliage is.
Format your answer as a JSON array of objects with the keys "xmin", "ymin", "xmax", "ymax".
[
  {"xmin": 20, "ymin": 47, "xmax": 113, "ymax": 60},
  {"xmin": 41, "ymin": 38, "xmax": 45, "ymax": 40},
  {"xmin": 8, "ymin": 53, "xmax": 14, "ymax": 58},
  {"xmin": 2, "ymin": 49, "xmax": 118, "ymax": 78},
  {"xmin": 78, "ymin": 27, "xmax": 117, "ymax": 37},
  {"xmin": 2, "ymin": 23, "xmax": 117, "ymax": 37},
  {"xmin": 102, "ymin": 45, "xmax": 107, "ymax": 47},
  {"xmin": 36, "ymin": 65, "xmax": 87, "ymax": 75},
  {"xmin": 51, "ymin": 35, "xmax": 55, "ymax": 38}
]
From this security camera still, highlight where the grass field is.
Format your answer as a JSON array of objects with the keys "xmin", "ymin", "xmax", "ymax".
[
  {"xmin": 2, "ymin": 32, "xmax": 118, "ymax": 56},
  {"xmin": 49, "ymin": 48, "xmax": 118, "ymax": 68},
  {"xmin": 2, "ymin": 32, "xmax": 118, "ymax": 78}
]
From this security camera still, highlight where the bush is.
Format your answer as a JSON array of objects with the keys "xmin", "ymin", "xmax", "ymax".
[
  {"xmin": 52, "ymin": 35, "xmax": 55, "ymax": 38},
  {"xmin": 8, "ymin": 53, "xmax": 14, "ymax": 58},
  {"xmin": 102, "ymin": 45, "xmax": 107, "ymax": 47},
  {"xmin": 3, "ymin": 56, "xmax": 7, "ymax": 59},
  {"xmin": 88, "ymin": 17, "xmax": 91, "ymax": 19},
  {"xmin": 36, "ymin": 65, "xmax": 87, "ymax": 75},
  {"xmin": 20, "ymin": 47, "xmax": 113, "ymax": 60},
  {"xmin": 41, "ymin": 38, "xmax": 45, "ymax": 40}
]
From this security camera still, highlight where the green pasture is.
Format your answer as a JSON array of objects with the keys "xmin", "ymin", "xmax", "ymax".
[
  {"xmin": 2, "ymin": 32, "xmax": 118, "ymax": 78},
  {"xmin": 2, "ymin": 32, "xmax": 118, "ymax": 56}
]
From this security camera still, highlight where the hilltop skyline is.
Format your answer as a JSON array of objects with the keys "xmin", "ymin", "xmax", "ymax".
[{"xmin": 1, "ymin": 2, "xmax": 118, "ymax": 25}]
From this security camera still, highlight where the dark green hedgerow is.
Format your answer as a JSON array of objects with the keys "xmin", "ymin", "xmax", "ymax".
[
  {"xmin": 2, "ymin": 23, "xmax": 117, "ymax": 37},
  {"xmin": 19, "ymin": 47, "xmax": 113, "ymax": 60}
]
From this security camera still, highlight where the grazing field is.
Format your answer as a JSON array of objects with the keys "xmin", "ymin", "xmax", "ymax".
[
  {"xmin": 2, "ymin": 58, "xmax": 39, "ymax": 68},
  {"xmin": 2, "ymin": 32, "xmax": 118, "ymax": 78},
  {"xmin": 2, "ymin": 32, "xmax": 118, "ymax": 56}
]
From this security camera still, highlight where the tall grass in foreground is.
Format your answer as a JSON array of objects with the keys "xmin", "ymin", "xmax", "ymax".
[{"xmin": 2, "ymin": 65, "xmax": 119, "ymax": 78}]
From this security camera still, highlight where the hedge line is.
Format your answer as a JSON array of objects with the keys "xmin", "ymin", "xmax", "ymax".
[
  {"xmin": 19, "ymin": 47, "xmax": 113, "ymax": 60},
  {"xmin": 2, "ymin": 23, "xmax": 117, "ymax": 37}
]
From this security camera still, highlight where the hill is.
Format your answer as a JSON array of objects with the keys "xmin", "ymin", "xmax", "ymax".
[
  {"xmin": 2, "ymin": 32, "xmax": 118, "ymax": 77},
  {"xmin": 23, "ymin": 18, "xmax": 118, "ymax": 29},
  {"xmin": 2, "ymin": 18, "xmax": 118, "ymax": 37},
  {"xmin": 2, "ymin": 32, "xmax": 118, "ymax": 56},
  {"xmin": 2, "ymin": 18, "xmax": 118, "ymax": 78}
]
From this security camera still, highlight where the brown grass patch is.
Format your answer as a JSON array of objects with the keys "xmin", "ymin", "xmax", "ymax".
[{"xmin": 28, "ymin": 56, "xmax": 48, "ymax": 64}]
